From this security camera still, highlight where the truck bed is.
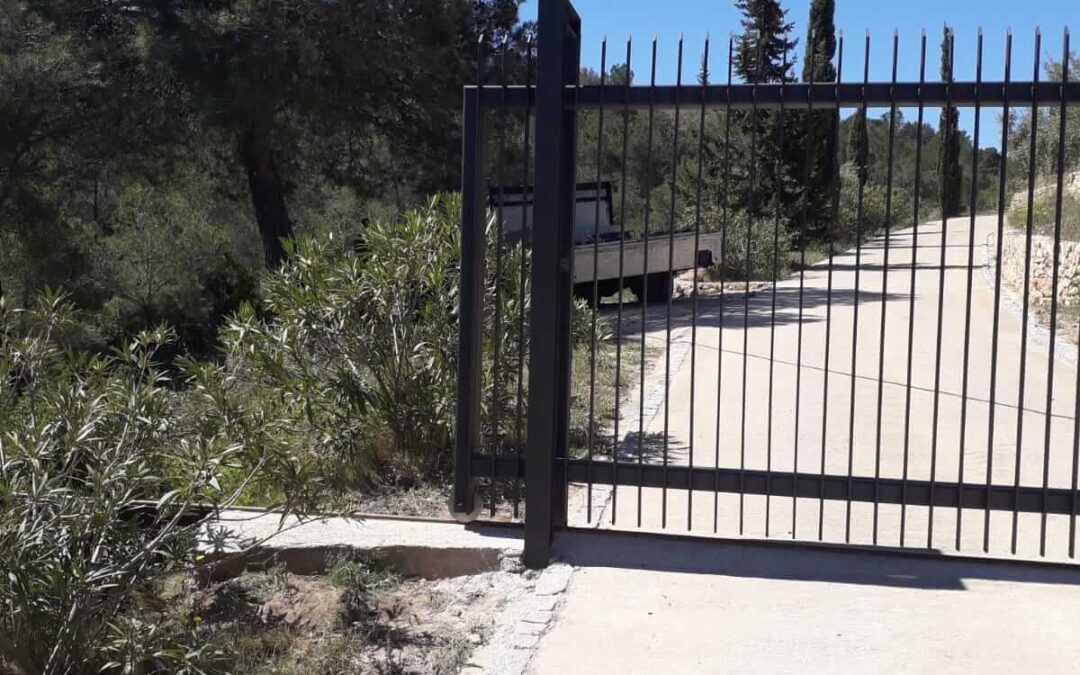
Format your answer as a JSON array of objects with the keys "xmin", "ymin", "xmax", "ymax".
[{"xmin": 572, "ymin": 230, "xmax": 724, "ymax": 284}]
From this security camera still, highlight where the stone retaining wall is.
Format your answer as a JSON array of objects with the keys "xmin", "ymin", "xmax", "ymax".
[{"xmin": 998, "ymin": 227, "xmax": 1080, "ymax": 307}]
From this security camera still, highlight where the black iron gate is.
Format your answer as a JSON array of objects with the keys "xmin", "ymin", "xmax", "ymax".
[{"xmin": 454, "ymin": 0, "xmax": 1080, "ymax": 568}]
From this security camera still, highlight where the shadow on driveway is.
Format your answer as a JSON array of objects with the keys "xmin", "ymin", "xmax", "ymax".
[{"xmin": 553, "ymin": 528, "xmax": 1080, "ymax": 591}]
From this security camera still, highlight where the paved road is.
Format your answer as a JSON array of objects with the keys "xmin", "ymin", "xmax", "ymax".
[{"xmin": 572, "ymin": 216, "xmax": 1080, "ymax": 561}]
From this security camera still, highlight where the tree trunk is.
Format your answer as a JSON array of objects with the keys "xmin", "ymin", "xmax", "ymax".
[{"xmin": 238, "ymin": 124, "xmax": 294, "ymax": 268}]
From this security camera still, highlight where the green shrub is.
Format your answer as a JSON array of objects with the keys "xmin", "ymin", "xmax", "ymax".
[
  {"xmin": 0, "ymin": 194, "xmax": 611, "ymax": 671},
  {"xmin": 703, "ymin": 208, "xmax": 792, "ymax": 282},
  {"xmin": 1007, "ymin": 190, "xmax": 1080, "ymax": 241},
  {"xmin": 836, "ymin": 162, "xmax": 917, "ymax": 246},
  {"xmin": 177, "ymin": 194, "xmax": 534, "ymax": 498},
  {"xmin": 0, "ymin": 291, "xmax": 322, "ymax": 674}
]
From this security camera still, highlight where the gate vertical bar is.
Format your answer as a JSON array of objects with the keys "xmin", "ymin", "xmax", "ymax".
[
  {"xmin": 524, "ymin": 0, "xmax": 581, "ymax": 569},
  {"xmin": 873, "ymin": 31, "xmax": 900, "ymax": 545},
  {"xmin": 638, "ymin": 39, "xmax": 659, "ymax": 528},
  {"xmin": 985, "ymin": 30, "xmax": 1013, "ymax": 552},
  {"xmin": 793, "ymin": 31, "xmax": 816, "ymax": 539},
  {"xmin": 612, "ymin": 36, "xmax": 633, "ymax": 527},
  {"xmin": 1012, "ymin": 29, "xmax": 1042, "ymax": 555},
  {"xmin": 819, "ymin": 32, "xmax": 845, "ymax": 541},
  {"xmin": 513, "ymin": 38, "xmax": 535, "ymax": 521},
  {"xmin": 585, "ymin": 37, "xmax": 607, "ymax": 524},
  {"xmin": 452, "ymin": 84, "xmax": 486, "ymax": 518},
  {"xmin": 929, "ymin": 27, "xmax": 956, "ymax": 549},
  {"xmin": 663, "ymin": 36, "xmax": 685, "ymax": 529},
  {"xmin": 713, "ymin": 37, "xmax": 734, "ymax": 534},
  {"xmin": 689, "ymin": 35, "xmax": 710, "ymax": 533},
  {"xmin": 490, "ymin": 38, "xmax": 510, "ymax": 517},
  {"xmin": 901, "ymin": 32, "xmax": 928, "ymax": 546},
  {"xmin": 956, "ymin": 29, "xmax": 982, "ymax": 552},
  {"xmin": 1042, "ymin": 28, "xmax": 1071, "ymax": 555},
  {"xmin": 845, "ymin": 31, "xmax": 870, "ymax": 544}
]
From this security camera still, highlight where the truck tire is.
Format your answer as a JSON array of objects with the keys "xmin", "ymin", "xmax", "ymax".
[
  {"xmin": 628, "ymin": 272, "xmax": 674, "ymax": 304},
  {"xmin": 573, "ymin": 281, "xmax": 601, "ymax": 308},
  {"xmin": 573, "ymin": 279, "xmax": 620, "ymax": 308}
]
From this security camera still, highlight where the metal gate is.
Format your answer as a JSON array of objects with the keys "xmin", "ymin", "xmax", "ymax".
[{"xmin": 453, "ymin": 0, "xmax": 1080, "ymax": 568}]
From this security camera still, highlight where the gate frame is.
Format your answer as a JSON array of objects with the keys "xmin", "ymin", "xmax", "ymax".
[
  {"xmin": 454, "ymin": 1, "xmax": 1080, "ymax": 569},
  {"xmin": 451, "ymin": 77, "xmax": 486, "ymax": 520}
]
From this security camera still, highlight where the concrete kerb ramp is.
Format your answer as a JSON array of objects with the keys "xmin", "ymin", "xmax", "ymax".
[{"xmin": 196, "ymin": 509, "xmax": 524, "ymax": 582}]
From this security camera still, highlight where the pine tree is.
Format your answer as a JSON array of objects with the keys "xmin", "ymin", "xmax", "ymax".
[
  {"xmin": 937, "ymin": 26, "xmax": 963, "ymax": 217},
  {"xmin": 733, "ymin": 0, "xmax": 796, "ymax": 83},
  {"xmin": 731, "ymin": 0, "xmax": 797, "ymax": 220},
  {"xmin": 800, "ymin": 0, "xmax": 839, "ymax": 240}
]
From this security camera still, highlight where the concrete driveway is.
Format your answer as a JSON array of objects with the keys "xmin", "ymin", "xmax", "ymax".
[
  {"xmin": 533, "ymin": 217, "xmax": 1080, "ymax": 675},
  {"xmin": 529, "ymin": 530, "xmax": 1080, "ymax": 674},
  {"xmin": 574, "ymin": 215, "xmax": 1080, "ymax": 560}
]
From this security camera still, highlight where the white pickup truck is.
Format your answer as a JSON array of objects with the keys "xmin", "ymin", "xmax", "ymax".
[{"xmin": 492, "ymin": 182, "xmax": 723, "ymax": 303}]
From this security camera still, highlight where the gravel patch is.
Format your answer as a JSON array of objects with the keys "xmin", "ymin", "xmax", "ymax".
[{"xmin": 461, "ymin": 564, "xmax": 576, "ymax": 675}]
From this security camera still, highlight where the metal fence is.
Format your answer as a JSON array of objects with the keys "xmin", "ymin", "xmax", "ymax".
[{"xmin": 454, "ymin": 0, "xmax": 1080, "ymax": 568}]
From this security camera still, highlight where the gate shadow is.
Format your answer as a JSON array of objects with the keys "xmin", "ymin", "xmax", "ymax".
[
  {"xmin": 573, "ymin": 431, "xmax": 688, "ymax": 466},
  {"xmin": 604, "ymin": 286, "xmax": 911, "ymax": 333},
  {"xmin": 552, "ymin": 528, "xmax": 1080, "ymax": 591}
]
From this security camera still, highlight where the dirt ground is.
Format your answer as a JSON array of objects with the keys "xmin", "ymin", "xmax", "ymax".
[{"xmin": 189, "ymin": 560, "xmax": 531, "ymax": 674}]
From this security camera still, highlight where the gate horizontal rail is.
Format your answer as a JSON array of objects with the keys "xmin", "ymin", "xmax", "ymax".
[{"xmin": 471, "ymin": 81, "xmax": 1080, "ymax": 109}]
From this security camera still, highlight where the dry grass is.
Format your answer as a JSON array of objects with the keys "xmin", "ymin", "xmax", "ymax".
[
  {"xmin": 352, "ymin": 484, "xmax": 449, "ymax": 519},
  {"xmin": 569, "ymin": 333, "xmax": 647, "ymax": 461},
  {"xmin": 177, "ymin": 556, "xmax": 491, "ymax": 675}
]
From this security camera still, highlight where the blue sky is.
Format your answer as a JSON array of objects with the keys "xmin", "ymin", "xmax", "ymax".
[
  {"xmin": 519, "ymin": 0, "xmax": 1072, "ymax": 84},
  {"xmin": 519, "ymin": 0, "xmax": 1075, "ymax": 144}
]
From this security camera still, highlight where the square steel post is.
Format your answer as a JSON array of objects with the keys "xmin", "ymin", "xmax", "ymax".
[
  {"xmin": 452, "ymin": 86, "xmax": 485, "ymax": 518},
  {"xmin": 524, "ymin": 0, "xmax": 580, "ymax": 569}
]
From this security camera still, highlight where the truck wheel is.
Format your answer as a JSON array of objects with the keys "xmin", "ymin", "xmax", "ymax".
[
  {"xmin": 574, "ymin": 280, "xmax": 620, "ymax": 308},
  {"xmin": 573, "ymin": 282, "xmax": 601, "ymax": 308},
  {"xmin": 629, "ymin": 272, "xmax": 674, "ymax": 304}
]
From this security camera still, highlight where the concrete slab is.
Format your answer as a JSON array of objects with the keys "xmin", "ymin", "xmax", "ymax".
[
  {"xmin": 198, "ymin": 510, "xmax": 522, "ymax": 580},
  {"xmin": 530, "ymin": 530, "xmax": 1080, "ymax": 675}
]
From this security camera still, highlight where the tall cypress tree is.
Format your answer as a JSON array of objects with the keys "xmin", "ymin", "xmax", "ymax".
[
  {"xmin": 731, "ymin": 0, "xmax": 797, "ymax": 219},
  {"xmin": 800, "ymin": 0, "xmax": 836, "ymax": 84},
  {"xmin": 847, "ymin": 107, "xmax": 870, "ymax": 185},
  {"xmin": 937, "ymin": 25, "xmax": 963, "ymax": 217},
  {"xmin": 800, "ymin": 0, "xmax": 838, "ymax": 239}
]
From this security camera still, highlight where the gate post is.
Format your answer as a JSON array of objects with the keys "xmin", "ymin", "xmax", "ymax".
[
  {"xmin": 524, "ymin": 0, "xmax": 581, "ymax": 569},
  {"xmin": 452, "ymin": 85, "xmax": 485, "ymax": 519}
]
